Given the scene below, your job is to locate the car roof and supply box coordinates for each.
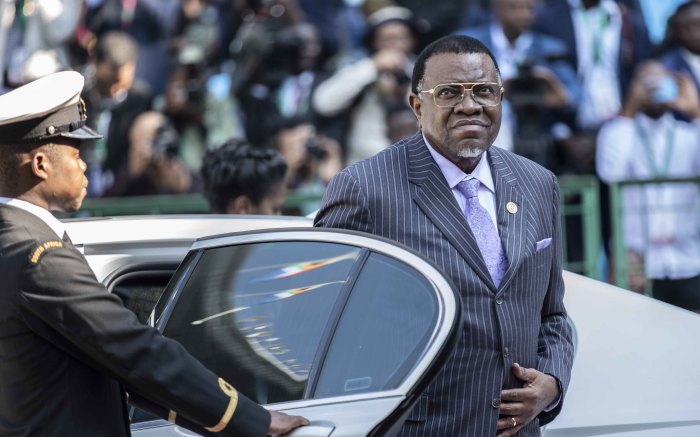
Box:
[62,214,313,246]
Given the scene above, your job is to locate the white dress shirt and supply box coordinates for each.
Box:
[569,0,623,129]
[423,136,499,233]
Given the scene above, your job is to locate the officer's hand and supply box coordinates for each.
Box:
[268,411,310,436]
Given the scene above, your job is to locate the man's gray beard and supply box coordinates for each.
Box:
[457,148,484,158]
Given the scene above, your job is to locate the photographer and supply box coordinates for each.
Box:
[596,60,700,311]
[270,117,342,215]
[233,9,326,147]
[455,0,579,168]
[312,6,417,164]
[104,111,202,197]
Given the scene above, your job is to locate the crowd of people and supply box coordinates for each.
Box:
[1,0,699,308]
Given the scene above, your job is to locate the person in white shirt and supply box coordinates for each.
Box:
[596,60,700,313]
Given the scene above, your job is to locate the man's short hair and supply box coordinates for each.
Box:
[201,139,288,213]
[411,35,502,94]
[94,32,138,68]
[0,142,57,191]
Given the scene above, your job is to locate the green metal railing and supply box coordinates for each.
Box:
[57,190,325,218]
[608,177,700,291]
[58,176,604,279]
[558,175,601,279]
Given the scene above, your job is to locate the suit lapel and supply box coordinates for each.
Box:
[490,148,535,291]
[407,135,497,292]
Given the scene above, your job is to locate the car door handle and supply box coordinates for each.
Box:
[285,421,335,437]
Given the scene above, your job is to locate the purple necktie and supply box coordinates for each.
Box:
[457,179,507,287]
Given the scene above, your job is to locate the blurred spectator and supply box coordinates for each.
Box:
[159,62,208,170]
[105,111,202,197]
[658,1,700,98]
[232,8,327,146]
[83,31,152,196]
[385,103,418,144]
[596,61,700,312]
[296,0,342,62]
[335,0,369,56]
[0,0,82,91]
[534,0,651,132]
[85,0,181,95]
[312,5,416,164]
[201,138,288,215]
[394,0,471,52]
[535,0,652,264]
[172,0,222,69]
[455,0,580,169]
[270,117,343,215]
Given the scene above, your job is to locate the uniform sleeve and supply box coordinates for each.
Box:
[536,173,575,425]
[314,168,375,233]
[18,242,270,437]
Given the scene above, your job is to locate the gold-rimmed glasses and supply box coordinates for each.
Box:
[420,83,503,108]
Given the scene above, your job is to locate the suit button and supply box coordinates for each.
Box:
[504,347,510,357]
[491,398,501,408]
[496,298,504,305]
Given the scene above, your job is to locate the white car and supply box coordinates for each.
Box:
[65,215,700,437]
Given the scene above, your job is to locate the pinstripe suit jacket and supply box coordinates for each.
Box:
[314,133,574,437]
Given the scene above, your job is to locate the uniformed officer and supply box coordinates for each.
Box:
[0,71,309,436]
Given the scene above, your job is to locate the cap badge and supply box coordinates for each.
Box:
[78,98,87,121]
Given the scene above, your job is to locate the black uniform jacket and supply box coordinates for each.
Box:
[0,205,270,436]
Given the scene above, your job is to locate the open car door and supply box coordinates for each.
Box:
[132,229,461,437]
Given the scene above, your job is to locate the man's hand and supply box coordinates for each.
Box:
[670,73,700,120]
[268,411,310,436]
[496,363,560,437]
[531,66,570,108]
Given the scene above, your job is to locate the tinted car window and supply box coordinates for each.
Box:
[162,242,361,404]
[314,252,438,398]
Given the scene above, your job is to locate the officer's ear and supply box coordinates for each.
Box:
[30,149,51,181]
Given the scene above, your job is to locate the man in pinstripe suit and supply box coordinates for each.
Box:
[314,35,574,436]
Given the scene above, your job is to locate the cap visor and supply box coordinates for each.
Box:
[58,125,103,141]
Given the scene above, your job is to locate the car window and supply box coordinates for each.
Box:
[314,252,438,398]
[161,241,362,404]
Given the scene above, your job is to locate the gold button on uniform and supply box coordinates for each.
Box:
[506,202,518,214]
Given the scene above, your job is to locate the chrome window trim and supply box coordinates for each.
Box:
[186,229,459,397]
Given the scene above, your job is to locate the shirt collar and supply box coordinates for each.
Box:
[637,111,674,131]
[490,22,534,55]
[422,133,496,193]
[570,0,618,14]
[0,197,66,239]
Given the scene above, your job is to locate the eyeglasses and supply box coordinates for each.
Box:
[420,83,503,108]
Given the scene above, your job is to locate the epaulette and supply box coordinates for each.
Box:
[29,240,63,264]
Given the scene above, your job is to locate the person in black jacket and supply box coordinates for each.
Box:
[0,71,308,436]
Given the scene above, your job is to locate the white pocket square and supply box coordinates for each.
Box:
[536,238,552,252]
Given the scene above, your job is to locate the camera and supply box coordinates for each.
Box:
[650,76,678,103]
[305,137,328,159]
[152,122,181,159]
[506,61,550,107]
[392,69,411,85]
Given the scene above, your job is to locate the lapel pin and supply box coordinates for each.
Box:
[506,202,518,214]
